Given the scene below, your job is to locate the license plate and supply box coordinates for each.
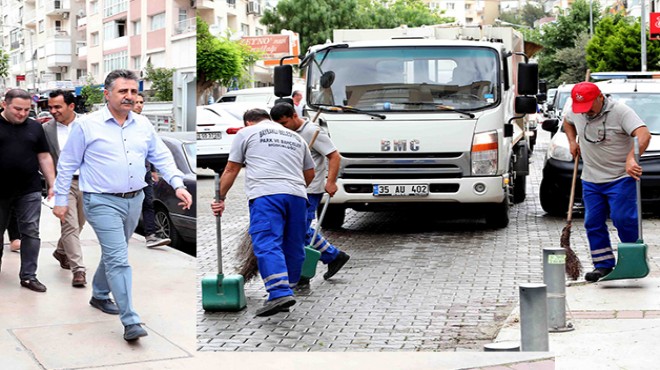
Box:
[373,184,429,197]
[197,132,222,140]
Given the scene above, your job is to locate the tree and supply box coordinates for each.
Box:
[0,50,8,79]
[144,62,175,101]
[80,75,104,111]
[260,0,453,54]
[556,32,590,84]
[586,15,660,72]
[196,17,262,102]
[520,3,548,28]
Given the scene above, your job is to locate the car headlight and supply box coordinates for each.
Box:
[471,131,498,176]
[549,142,573,162]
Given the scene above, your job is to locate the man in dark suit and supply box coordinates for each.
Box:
[43,89,87,287]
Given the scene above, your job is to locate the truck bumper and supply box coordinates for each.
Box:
[331,177,507,205]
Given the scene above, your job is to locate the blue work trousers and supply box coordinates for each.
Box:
[306,193,340,264]
[248,194,307,301]
[582,177,638,269]
[83,192,144,326]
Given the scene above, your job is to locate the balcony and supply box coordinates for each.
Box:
[104,35,128,51]
[173,18,196,36]
[77,15,87,29]
[77,45,87,58]
[193,0,215,9]
[45,38,72,67]
[45,0,71,16]
[45,29,70,39]
[24,9,37,26]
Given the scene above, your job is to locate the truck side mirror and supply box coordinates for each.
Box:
[536,93,547,104]
[274,65,293,97]
[542,118,560,134]
[515,96,537,114]
[517,63,539,95]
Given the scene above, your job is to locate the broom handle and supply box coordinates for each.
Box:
[214,173,223,276]
[312,193,331,243]
[567,154,579,223]
[635,137,643,241]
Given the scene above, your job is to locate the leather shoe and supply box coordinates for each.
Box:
[585,267,613,282]
[124,324,148,341]
[324,251,350,280]
[52,251,70,270]
[21,279,47,292]
[256,296,295,317]
[89,297,119,315]
[72,271,86,287]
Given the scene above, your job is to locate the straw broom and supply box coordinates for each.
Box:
[560,155,583,280]
[235,111,324,282]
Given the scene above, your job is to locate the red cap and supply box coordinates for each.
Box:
[571,82,601,113]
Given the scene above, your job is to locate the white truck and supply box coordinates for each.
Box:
[275,25,541,228]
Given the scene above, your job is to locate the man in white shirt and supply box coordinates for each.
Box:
[292,90,305,117]
[43,90,87,287]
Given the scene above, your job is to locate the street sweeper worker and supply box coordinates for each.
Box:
[270,103,350,288]
[563,82,651,282]
[211,108,315,316]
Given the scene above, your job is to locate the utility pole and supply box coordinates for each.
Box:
[642,0,648,72]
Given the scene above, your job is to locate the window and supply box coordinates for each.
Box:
[241,23,249,36]
[55,20,62,31]
[38,20,45,33]
[150,13,165,31]
[132,56,141,70]
[77,69,87,79]
[447,3,454,10]
[90,0,99,14]
[178,8,188,23]
[91,63,99,76]
[132,20,141,36]
[255,28,264,36]
[465,4,471,9]
[103,50,128,72]
[104,20,126,41]
[91,32,99,46]
[104,0,127,18]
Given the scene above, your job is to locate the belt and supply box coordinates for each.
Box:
[104,190,143,199]
[72,175,79,180]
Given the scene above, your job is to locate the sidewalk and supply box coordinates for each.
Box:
[493,274,660,369]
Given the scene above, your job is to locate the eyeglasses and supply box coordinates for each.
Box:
[583,115,607,144]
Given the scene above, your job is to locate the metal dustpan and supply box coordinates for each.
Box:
[300,194,331,279]
[601,138,650,281]
[202,174,247,311]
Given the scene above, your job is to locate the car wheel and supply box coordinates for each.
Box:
[540,179,568,216]
[485,199,510,229]
[319,205,345,229]
[154,207,180,248]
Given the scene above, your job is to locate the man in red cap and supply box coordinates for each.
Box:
[563,82,651,282]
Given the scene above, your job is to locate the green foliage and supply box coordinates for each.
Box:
[144,63,175,101]
[260,0,453,53]
[586,15,660,72]
[536,0,601,86]
[196,17,262,99]
[0,50,8,79]
[520,3,547,28]
[80,75,104,109]
[556,32,590,84]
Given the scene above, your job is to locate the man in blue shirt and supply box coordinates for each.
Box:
[53,69,193,341]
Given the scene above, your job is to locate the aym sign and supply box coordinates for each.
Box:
[651,13,660,40]
[241,34,300,66]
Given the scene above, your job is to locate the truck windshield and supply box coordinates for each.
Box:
[308,46,499,112]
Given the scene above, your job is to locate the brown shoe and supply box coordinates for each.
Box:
[72,271,86,287]
[52,251,70,270]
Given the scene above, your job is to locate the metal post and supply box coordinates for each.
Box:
[29,29,36,92]
[642,0,648,72]
[519,283,549,351]
[543,248,574,332]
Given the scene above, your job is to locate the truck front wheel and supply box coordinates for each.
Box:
[319,205,346,230]
[485,199,510,229]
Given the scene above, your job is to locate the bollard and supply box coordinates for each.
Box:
[543,248,574,332]
[519,283,549,351]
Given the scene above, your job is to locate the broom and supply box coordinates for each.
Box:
[560,155,583,280]
[235,118,323,282]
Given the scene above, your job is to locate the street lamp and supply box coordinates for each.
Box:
[0,25,37,92]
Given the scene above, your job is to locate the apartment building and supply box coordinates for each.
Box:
[425,0,500,26]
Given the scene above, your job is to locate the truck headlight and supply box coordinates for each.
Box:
[549,142,573,162]
[471,131,498,176]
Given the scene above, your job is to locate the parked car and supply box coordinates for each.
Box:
[37,112,52,124]
[544,83,575,122]
[216,85,305,107]
[540,76,660,216]
[196,105,244,173]
[151,132,197,256]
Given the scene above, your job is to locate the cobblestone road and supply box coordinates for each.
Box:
[196,129,660,352]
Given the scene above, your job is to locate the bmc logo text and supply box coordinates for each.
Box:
[381,139,420,152]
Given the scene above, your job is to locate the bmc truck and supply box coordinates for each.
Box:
[275,25,541,229]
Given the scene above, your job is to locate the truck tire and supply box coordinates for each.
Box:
[485,199,509,229]
[512,174,527,204]
[319,205,345,229]
[540,179,568,217]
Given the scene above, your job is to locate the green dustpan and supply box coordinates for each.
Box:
[300,194,331,279]
[202,174,247,311]
[601,138,650,281]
